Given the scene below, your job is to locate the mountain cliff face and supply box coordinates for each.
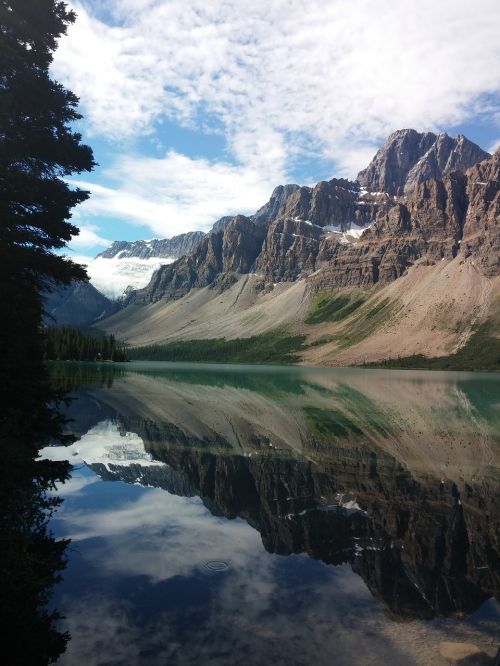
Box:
[254,218,325,283]
[127,216,268,304]
[125,145,497,306]
[210,215,234,233]
[252,181,393,283]
[461,148,500,276]
[251,184,301,225]
[43,280,116,326]
[126,179,392,304]
[315,150,499,290]
[357,129,489,195]
[97,131,499,366]
[278,178,389,228]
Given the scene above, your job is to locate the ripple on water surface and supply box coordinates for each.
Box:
[203,559,230,573]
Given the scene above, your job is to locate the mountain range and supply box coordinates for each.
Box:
[47,130,500,366]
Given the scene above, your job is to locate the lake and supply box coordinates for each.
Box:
[39,362,500,665]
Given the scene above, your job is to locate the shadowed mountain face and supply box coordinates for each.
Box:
[48,363,500,622]
[43,280,116,326]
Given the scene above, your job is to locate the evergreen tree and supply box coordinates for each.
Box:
[0,0,94,286]
[0,4,96,660]
[44,326,129,361]
[0,0,95,402]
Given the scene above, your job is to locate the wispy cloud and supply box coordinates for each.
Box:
[68,221,111,249]
[70,149,284,237]
[55,1,500,165]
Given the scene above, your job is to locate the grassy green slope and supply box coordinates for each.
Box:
[128,330,307,365]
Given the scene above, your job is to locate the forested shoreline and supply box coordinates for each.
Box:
[44,326,128,362]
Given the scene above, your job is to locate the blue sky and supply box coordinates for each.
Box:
[51,0,500,260]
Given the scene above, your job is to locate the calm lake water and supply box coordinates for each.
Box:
[40,362,500,665]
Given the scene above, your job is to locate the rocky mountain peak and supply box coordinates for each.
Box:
[252,183,301,225]
[357,129,489,196]
[357,129,437,195]
[404,132,490,195]
[314,149,498,291]
[278,177,389,231]
[210,215,235,233]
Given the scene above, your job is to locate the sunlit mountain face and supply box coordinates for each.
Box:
[40,363,500,665]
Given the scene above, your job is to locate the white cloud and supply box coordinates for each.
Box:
[53,5,164,138]
[53,0,500,180]
[68,222,111,249]
[50,1,500,239]
[69,149,285,237]
[55,481,381,666]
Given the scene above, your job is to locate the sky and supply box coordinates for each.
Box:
[51,0,500,260]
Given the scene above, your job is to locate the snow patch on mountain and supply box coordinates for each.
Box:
[323,221,373,243]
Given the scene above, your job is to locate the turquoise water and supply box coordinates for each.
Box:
[40,363,500,665]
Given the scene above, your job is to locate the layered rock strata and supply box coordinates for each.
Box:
[127,181,389,304]
[121,135,497,308]
[315,151,499,290]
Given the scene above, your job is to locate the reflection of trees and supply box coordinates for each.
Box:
[0,449,71,664]
[49,361,126,393]
[1,356,73,664]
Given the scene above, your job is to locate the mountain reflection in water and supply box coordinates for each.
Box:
[41,362,500,665]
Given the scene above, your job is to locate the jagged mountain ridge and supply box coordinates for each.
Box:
[124,179,394,305]
[96,231,206,260]
[76,129,490,306]
[357,129,490,195]
[315,149,499,290]
[125,143,497,306]
[84,229,208,300]
[99,138,499,365]
[251,184,301,225]
[77,129,498,365]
